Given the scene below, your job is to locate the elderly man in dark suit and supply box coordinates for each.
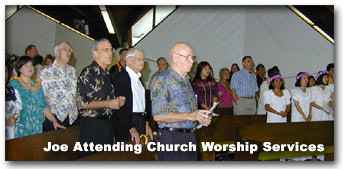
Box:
[112,48,153,144]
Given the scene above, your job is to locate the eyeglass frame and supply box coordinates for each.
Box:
[128,56,146,61]
[175,53,197,61]
[58,47,73,52]
[95,47,116,53]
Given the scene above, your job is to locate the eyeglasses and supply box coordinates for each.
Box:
[176,53,196,61]
[96,48,115,53]
[129,56,145,61]
[59,47,73,52]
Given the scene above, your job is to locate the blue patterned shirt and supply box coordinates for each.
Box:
[8,79,47,138]
[151,68,198,129]
[230,69,259,97]
[39,60,78,124]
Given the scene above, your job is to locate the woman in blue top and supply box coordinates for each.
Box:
[8,56,65,138]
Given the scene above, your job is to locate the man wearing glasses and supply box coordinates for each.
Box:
[112,48,153,145]
[151,42,212,161]
[40,41,78,131]
[77,38,126,157]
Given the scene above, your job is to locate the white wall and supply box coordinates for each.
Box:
[6,7,56,58]
[54,25,94,74]
[244,6,334,89]
[135,6,334,89]
[6,6,94,75]
[136,6,246,88]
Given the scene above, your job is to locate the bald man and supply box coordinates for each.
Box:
[151,42,212,161]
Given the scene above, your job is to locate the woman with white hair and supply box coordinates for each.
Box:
[217,67,233,108]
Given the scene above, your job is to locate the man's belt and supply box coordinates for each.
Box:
[239,96,255,99]
[160,127,194,133]
[132,112,147,116]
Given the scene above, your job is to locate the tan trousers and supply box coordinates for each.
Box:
[233,98,256,115]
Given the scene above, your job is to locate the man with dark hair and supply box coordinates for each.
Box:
[230,56,259,115]
[110,48,128,81]
[25,44,38,58]
[326,63,334,84]
[255,64,266,89]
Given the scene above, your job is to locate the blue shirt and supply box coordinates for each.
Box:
[230,69,259,97]
[151,68,198,129]
[8,79,47,138]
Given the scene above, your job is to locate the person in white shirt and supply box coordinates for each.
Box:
[112,48,153,143]
[264,74,291,123]
[310,70,333,161]
[291,72,312,122]
[289,72,315,161]
[257,66,280,115]
[311,71,334,121]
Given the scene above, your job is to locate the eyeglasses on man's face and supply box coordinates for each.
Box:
[59,47,73,52]
[96,47,116,53]
[128,56,145,61]
[176,53,196,61]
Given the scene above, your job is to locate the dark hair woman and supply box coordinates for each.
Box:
[310,71,334,121]
[291,72,312,122]
[228,63,240,84]
[257,66,280,115]
[192,61,219,110]
[8,56,65,138]
[264,74,291,123]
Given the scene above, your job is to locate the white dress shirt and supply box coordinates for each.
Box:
[126,66,145,113]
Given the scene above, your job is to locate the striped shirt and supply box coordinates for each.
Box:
[230,69,259,97]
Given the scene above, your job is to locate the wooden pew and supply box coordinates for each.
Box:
[237,121,334,161]
[76,110,267,161]
[6,126,80,161]
[196,114,266,142]
[195,113,266,161]
[77,143,157,161]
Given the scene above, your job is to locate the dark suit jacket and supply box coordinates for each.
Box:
[112,68,148,142]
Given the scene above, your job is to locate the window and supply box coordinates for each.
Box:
[155,6,176,26]
[132,8,153,46]
[131,6,176,46]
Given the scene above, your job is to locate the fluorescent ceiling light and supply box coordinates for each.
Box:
[288,5,334,44]
[100,6,115,34]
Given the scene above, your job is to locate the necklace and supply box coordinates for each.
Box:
[201,80,212,107]
[9,76,41,91]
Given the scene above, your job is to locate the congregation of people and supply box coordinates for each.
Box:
[5,40,334,160]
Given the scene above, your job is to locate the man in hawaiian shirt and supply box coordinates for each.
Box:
[40,41,79,131]
[151,42,212,161]
[77,38,125,157]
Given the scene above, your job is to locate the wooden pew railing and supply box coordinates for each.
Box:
[5,107,334,161]
[6,125,80,161]
[195,112,266,161]
[237,121,334,161]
